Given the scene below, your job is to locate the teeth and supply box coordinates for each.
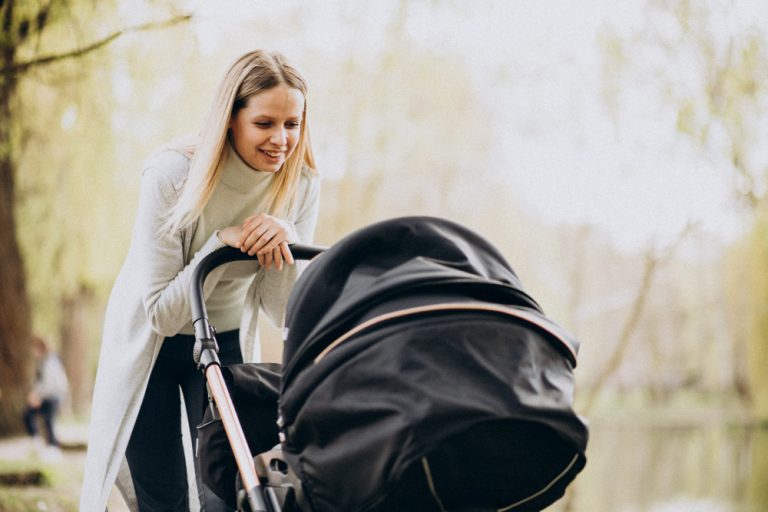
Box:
[262,150,281,158]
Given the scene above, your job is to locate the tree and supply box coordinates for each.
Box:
[600,1,768,207]
[727,210,768,419]
[0,0,33,439]
[580,226,693,413]
[0,0,190,435]
[599,0,768,418]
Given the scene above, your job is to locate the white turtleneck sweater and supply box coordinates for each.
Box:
[179,146,277,334]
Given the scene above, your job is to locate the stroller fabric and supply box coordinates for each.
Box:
[276,216,589,512]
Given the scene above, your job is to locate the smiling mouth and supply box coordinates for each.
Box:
[260,149,283,159]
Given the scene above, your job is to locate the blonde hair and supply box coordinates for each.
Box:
[163,50,315,236]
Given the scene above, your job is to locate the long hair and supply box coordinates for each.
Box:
[162,50,315,236]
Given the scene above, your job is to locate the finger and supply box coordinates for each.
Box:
[241,224,272,251]
[272,246,284,271]
[257,252,265,268]
[245,227,274,255]
[250,228,278,255]
[280,242,294,266]
[263,247,274,270]
[256,233,286,257]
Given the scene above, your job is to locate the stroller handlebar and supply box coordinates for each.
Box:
[189,243,324,510]
[190,244,326,340]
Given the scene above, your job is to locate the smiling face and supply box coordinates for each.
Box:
[229,84,305,173]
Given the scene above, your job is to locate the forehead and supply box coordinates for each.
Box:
[242,84,304,117]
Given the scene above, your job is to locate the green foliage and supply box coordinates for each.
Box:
[600,0,768,207]
[0,458,83,512]
[725,209,768,419]
[744,213,768,418]
[15,36,121,341]
[600,0,768,418]
[13,1,196,349]
[749,427,768,507]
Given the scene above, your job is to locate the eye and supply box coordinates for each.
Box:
[253,121,271,128]
[286,121,301,129]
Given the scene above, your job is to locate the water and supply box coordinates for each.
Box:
[548,422,768,512]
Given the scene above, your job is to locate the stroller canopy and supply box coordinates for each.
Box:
[282,216,577,381]
[279,216,588,512]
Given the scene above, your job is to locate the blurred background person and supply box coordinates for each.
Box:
[23,335,69,459]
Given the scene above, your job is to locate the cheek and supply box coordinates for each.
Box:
[236,129,267,151]
[230,124,248,147]
[287,132,300,151]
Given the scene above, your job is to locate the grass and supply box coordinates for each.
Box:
[0,440,85,512]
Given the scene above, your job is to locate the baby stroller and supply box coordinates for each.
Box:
[191,216,589,512]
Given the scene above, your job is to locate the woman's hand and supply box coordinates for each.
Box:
[239,213,295,270]
[217,226,243,249]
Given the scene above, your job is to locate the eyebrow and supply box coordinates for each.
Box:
[249,114,303,122]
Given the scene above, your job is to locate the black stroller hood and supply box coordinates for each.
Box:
[278,217,588,512]
[282,216,577,385]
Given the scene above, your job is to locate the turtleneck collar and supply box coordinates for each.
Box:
[220,142,274,190]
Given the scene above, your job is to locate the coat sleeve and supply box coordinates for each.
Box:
[134,165,228,337]
[252,171,321,328]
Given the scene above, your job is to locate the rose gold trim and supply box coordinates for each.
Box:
[496,453,580,511]
[206,365,260,491]
[313,302,576,364]
[421,456,448,512]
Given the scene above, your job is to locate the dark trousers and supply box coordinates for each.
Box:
[23,398,60,446]
[126,330,242,512]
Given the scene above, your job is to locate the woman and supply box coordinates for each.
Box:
[80,50,320,512]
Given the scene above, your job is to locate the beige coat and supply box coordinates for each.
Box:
[79,149,320,511]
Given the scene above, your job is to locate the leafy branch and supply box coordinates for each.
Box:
[1,13,192,76]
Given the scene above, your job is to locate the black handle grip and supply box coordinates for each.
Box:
[190,244,326,339]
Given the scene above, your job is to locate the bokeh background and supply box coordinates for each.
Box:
[1,0,767,510]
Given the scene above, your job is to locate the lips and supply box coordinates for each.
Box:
[260,148,284,160]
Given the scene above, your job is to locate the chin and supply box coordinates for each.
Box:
[263,163,283,173]
[251,159,281,173]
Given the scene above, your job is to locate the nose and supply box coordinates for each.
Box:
[269,127,287,147]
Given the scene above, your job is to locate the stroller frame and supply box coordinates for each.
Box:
[190,245,325,512]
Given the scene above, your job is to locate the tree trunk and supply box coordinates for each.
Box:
[59,285,94,416]
[0,135,32,436]
[0,1,32,435]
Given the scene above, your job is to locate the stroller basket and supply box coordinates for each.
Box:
[192,216,588,512]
